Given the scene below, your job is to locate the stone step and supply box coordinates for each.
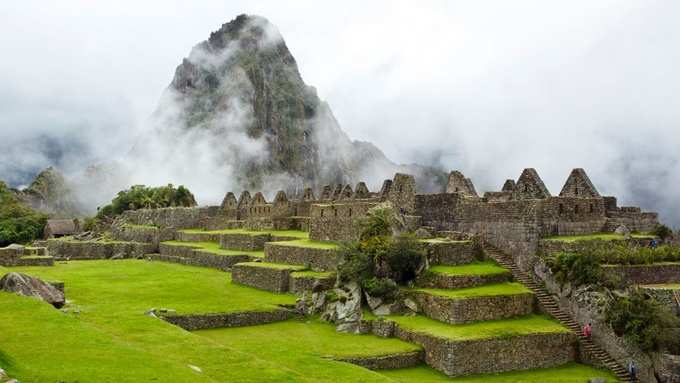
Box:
[158,242,258,271]
[289,270,336,295]
[264,240,339,271]
[410,283,535,324]
[232,262,306,293]
[416,262,512,289]
[370,314,576,377]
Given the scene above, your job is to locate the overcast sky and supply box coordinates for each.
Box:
[0,1,678,225]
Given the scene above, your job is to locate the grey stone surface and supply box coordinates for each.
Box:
[0,272,65,308]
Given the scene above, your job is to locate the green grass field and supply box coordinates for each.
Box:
[0,261,618,382]
[270,238,339,250]
[386,314,570,341]
[380,363,618,382]
[162,240,265,258]
[414,282,531,299]
[180,228,310,239]
[428,261,509,276]
[543,233,654,242]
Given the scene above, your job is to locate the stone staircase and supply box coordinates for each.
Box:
[484,246,636,383]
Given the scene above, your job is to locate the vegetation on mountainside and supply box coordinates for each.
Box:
[0,181,48,246]
[338,205,426,300]
[652,223,674,242]
[605,287,680,352]
[96,184,196,220]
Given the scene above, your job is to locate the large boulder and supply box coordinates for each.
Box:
[0,272,65,308]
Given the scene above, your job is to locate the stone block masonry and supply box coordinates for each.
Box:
[412,291,535,324]
[46,240,155,260]
[219,233,271,251]
[159,309,297,331]
[157,244,252,271]
[423,240,480,265]
[333,350,424,370]
[264,243,339,271]
[232,262,305,293]
[390,323,576,376]
[416,270,511,290]
[602,263,680,286]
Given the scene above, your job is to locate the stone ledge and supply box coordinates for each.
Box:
[422,240,479,265]
[264,243,339,271]
[412,291,535,324]
[602,263,680,286]
[332,350,424,370]
[417,270,511,289]
[384,320,576,376]
[289,272,336,294]
[159,308,296,331]
[232,262,304,293]
[46,240,155,260]
[219,233,271,251]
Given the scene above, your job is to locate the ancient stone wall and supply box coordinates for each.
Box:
[602,263,680,286]
[231,263,298,292]
[121,206,226,229]
[111,224,176,248]
[387,173,417,214]
[334,350,424,370]
[288,273,336,294]
[160,309,296,331]
[308,201,377,241]
[219,233,270,251]
[264,243,340,271]
[412,292,535,324]
[424,241,479,265]
[46,240,154,260]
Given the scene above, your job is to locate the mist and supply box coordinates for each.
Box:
[0,1,678,226]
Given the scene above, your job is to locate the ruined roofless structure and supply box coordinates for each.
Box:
[202,168,659,246]
[120,169,658,254]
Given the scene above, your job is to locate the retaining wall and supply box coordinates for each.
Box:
[46,240,154,260]
[334,350,423,370]
[412,292,534,324]
[160,309,296,330]
[264,244,339,271]
[602,263,680,286]
[231,263,298,293]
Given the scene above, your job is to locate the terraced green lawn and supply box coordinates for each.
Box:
[414,282,531,299]
[0,260,418,382]
[543,232,654,242]
[387,314,570,341]
[642,283,680,289]
[380,363,618,382]
[180,228,310,239]
[429,261,509,276]
[162,240,264,258]
[271,238,339,250]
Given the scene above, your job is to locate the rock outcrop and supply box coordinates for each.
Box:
[13,167,82,218]
[0,272,65,308]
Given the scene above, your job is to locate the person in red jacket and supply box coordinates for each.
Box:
[582,322,592,338]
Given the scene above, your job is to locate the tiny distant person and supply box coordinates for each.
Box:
[650,238,658,249]
[582,323,592,338]
[628,360,637,380]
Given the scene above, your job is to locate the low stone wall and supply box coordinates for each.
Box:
[334,350,424,370]
[397,326,575,376]
[16,256,54,267]
[288,273,336,294]
[157,244,251,271]
[111,224,175,249]
[602,263,680,286]
[642,286,680,316]
[175,231,221,243]
[424,241,479,266]
[264,244,339,271]
[160,309,296,330]
[417,270,511,289]
[232,263,297,293]
[219,233,270,251]
[538,238,655,256]
[412,292,534,324]
[0,246,24,266]
[46,240,155,260]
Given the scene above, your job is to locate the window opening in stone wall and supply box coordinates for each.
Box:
[348,208,352,217]
[334,209,338,217]
[559,204,564,214]
[590,204,594,213]
[399,185,403,192]
[574,205,580,214]
[575,186,579,196]
[320,209,324,217]
[524,184,529,192]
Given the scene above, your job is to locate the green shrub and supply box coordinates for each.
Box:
[652,224,673,242]
[337,242,374,283]
[546,251,603,287]
[96,184,196,219]
[605,288,680,352]
[362,277,399,301]
[0,182,48,246]
[359,204,395,240]
[383,234,426,283]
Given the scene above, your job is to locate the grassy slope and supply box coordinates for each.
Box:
[180,228,310,239]
[429,261,509,276]
[197,318,422,381]
[415,282,531,299]
[0,261,418,383]
[380,363,618,382]
[162,240,265,257]
[543,233,654,242]
[387,315,569,341]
